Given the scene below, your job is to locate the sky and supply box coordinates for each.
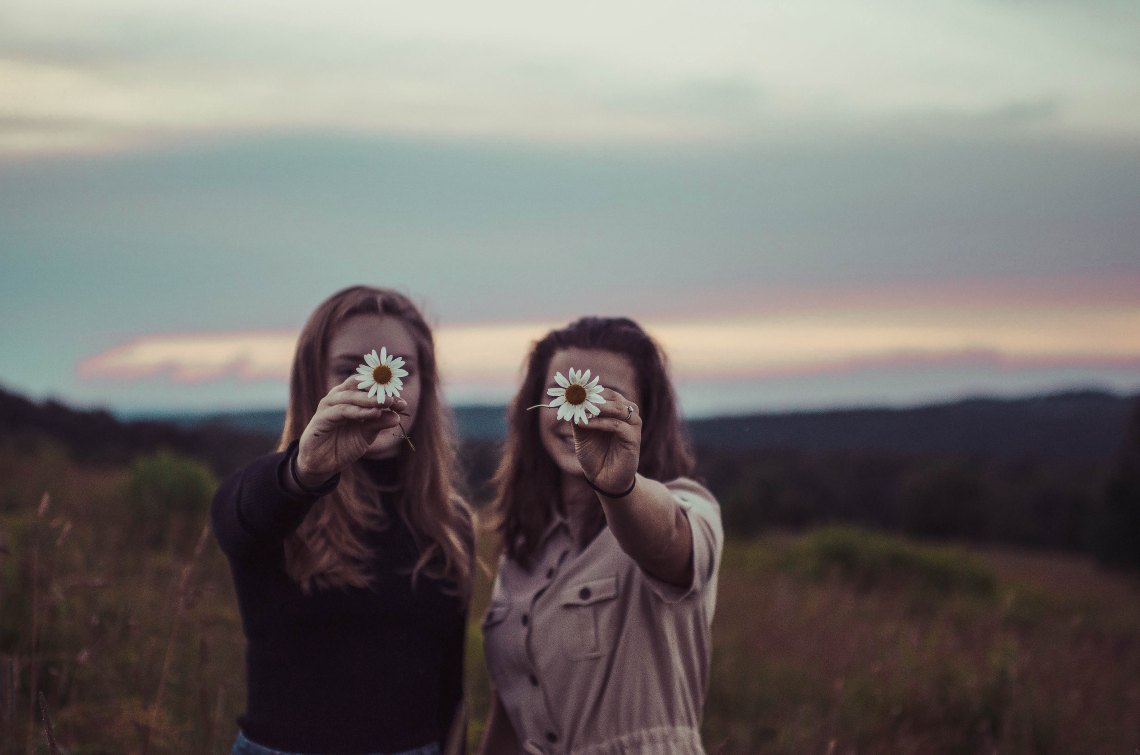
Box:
[1,0,1139,416]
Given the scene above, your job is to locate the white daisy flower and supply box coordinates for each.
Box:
[546,368,607,425]
[355,347,409,401]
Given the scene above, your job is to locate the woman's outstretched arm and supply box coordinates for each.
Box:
[595,475,694,587]
[570,388,695,587]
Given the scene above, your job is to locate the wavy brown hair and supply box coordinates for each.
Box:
[278,286,473,597]
[491,316,695,567]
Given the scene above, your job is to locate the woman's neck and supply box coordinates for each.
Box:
[560,473,599,545]
[358,454,402,492]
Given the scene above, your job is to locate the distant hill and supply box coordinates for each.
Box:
[126,405,510,442]
[6,384,1137,551]
[688,390,1139,461]
[120,389,1138,461]
[0,385,276,476]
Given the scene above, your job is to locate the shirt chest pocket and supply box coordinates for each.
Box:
[481,599,514,688]
[481,600,512,636]
[557,575,620,661]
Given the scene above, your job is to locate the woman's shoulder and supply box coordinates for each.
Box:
[663,476,718,506]
[661,476,722,533]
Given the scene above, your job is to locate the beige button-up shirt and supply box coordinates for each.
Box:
[482,478,723,755]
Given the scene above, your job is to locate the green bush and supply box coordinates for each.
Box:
[785,526,997,602]
[124,451,216,551]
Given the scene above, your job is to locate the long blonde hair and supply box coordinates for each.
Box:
[279,286,473,597]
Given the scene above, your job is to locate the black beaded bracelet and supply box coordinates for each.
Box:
[289,450,339,496]
[584,473,638,499]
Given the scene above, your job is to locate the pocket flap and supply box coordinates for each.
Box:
[482,601,511,627]
[560,575,618,606]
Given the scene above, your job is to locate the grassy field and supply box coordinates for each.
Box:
[2,443,1139,753]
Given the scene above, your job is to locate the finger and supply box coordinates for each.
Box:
[319,376,366,408]
[572,416,638,437]
[326,387,405,411]
[591,392,640,423]
[326,403,402,428]
[595,388,636,411]
[333,375,366,394]
[596,387,627,404]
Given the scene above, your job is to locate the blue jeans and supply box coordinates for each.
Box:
[231,730,442,755]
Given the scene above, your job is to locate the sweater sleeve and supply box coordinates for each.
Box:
[210,440,339,561]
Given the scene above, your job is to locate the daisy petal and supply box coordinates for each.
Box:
[586,375,600,389]
[555,372,569,388]
[585,402,601,415]
[365,351,379,367]
[581,369,591,384]
[368,384,378,397]
[549,396,567,407]
[547,387,566,397]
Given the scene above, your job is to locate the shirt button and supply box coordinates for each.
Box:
[545,732,559,743]
[521,613,529,626]
[529,674,539,687]
[579,587,591,600]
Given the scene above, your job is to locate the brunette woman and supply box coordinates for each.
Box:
[480,317,723,755]
[212,286,473,755]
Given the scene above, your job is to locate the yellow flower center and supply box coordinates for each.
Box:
[565,384,587,405]
[373,365,393,384]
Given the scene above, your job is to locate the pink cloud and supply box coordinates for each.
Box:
[77,330,297,383]
[696,348,1140,382]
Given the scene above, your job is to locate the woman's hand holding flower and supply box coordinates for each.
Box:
[572,387,642,497]
[295,376,407,486]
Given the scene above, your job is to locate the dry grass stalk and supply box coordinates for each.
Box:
[37,690,60,755]
[26,492,49,755]
[1,654,14,733]
[140,520,212,755]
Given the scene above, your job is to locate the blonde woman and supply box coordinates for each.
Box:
[212,286,473,755]
[480,317,723,755]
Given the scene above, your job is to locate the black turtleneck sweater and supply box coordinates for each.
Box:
[210,441,467,754]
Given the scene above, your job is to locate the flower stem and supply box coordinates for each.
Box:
[397,420,415,451]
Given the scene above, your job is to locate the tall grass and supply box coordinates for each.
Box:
[2,443,1139,753]
[707,530,1140,753]
[0,442,239,754]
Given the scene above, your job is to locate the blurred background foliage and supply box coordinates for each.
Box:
[1,388,1138,753]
